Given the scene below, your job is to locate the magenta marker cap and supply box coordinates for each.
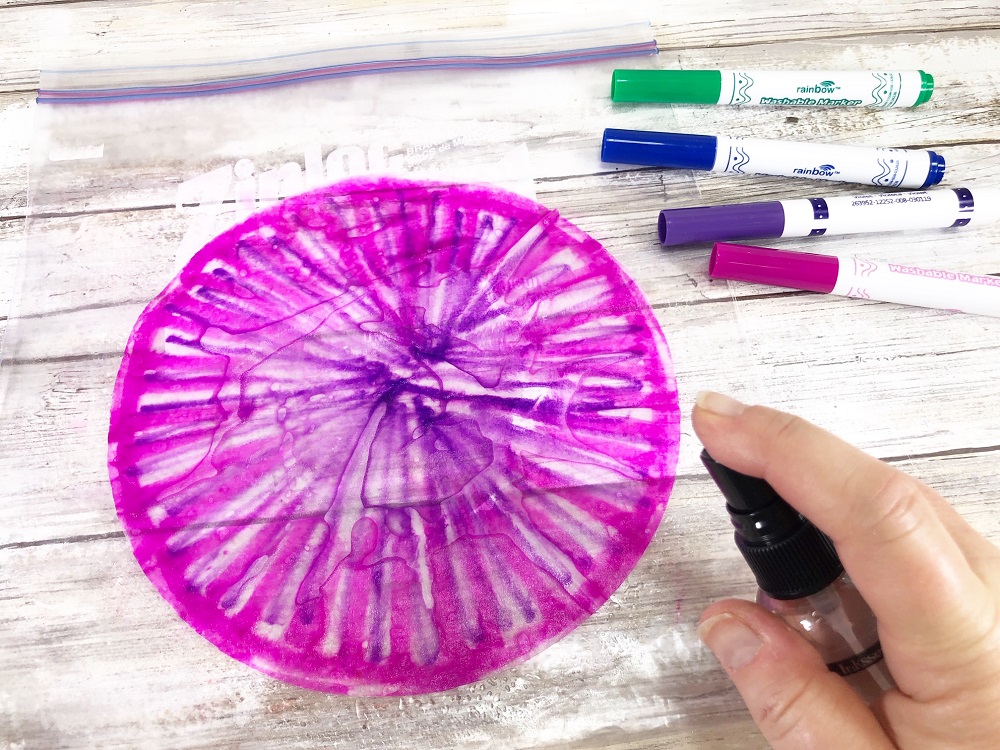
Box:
[709,242,839,293]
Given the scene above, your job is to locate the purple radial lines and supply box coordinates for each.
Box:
[108,177,680,695]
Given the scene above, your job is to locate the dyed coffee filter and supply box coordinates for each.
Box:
[108,177,680,695]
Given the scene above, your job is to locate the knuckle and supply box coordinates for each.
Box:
[763,412,808,465]
[866,471,928,546]
[940,597,1000,667]
[751,672,826,744]
[769,411,806,447]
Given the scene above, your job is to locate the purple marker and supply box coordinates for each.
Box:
[710,242,1000,317]
[659,186,1000,246]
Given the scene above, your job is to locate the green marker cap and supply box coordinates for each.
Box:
[611,69,722,104]
[915,70,934,106]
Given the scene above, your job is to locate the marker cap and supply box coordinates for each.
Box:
[921,151,946,188]
[611,69,722,103]
[659,201,785,246]
[601,128,717,169]
[709,242,839,294]
[915,71,934,106]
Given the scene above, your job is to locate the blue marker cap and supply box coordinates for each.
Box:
[601,128,717,169]
[921,151,946,188]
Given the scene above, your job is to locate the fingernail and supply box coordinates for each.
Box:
[697,614,762,671]
[695,390,747,418]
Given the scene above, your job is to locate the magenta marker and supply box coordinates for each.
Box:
[710,242,1000,317]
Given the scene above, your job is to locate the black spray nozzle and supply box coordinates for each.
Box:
[701,449,804,543]
[701,448,844,600]
[700,448,781,513]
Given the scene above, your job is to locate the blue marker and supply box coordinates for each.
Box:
[601,129,945,189]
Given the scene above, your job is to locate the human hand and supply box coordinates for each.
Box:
[692,391,1000,749]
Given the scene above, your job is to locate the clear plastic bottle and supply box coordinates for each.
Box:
[758,575,895,703]
[701,449,896,703]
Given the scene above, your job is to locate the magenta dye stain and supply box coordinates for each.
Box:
[108,177,680,695]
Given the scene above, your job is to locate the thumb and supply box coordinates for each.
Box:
[698,599,895,750]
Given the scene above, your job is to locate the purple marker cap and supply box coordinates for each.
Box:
[709,242,839,294]
[658,201,786,246]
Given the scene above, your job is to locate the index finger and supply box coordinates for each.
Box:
[692,391,991,658]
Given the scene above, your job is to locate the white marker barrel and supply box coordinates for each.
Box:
[718,70,931,107]
[712,136,944,189]
[831,257,1000,317]
[779,187,1000,237]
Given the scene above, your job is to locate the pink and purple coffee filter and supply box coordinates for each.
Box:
[108,177,680,695]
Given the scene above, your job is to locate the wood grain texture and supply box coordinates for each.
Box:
[0,92,32,218]
[3,2,1000,749]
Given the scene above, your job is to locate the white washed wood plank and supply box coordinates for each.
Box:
[649,3,1000,49]
[0,217,25,312]
[11,210,185,318]
[674,27,1000,71]
[686,295,1000,454]
[0,92,32,219]
[0,216,25,365]
[0,354,120,547]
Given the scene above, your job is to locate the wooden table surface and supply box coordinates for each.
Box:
[3,2,1000,749]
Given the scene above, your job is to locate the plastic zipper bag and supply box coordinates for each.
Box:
[2,17,753,747]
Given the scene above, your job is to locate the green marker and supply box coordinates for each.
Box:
[611,69,934,108]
